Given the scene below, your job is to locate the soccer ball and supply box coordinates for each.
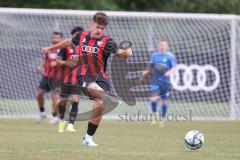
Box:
[184,130,204,150]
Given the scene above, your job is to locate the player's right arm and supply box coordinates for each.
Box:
[41,39,72,54]
[138,53,155,83]
[138,70,150,83]
[164,53,177,77]
[56,48,75,68]
[37,60,45,74]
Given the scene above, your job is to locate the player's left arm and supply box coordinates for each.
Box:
[116,48,132,58]
[164,53,177,77]
[104,38,132,58]
[164,67,176,77]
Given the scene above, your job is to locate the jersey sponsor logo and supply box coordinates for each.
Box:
[82,82,87,88]
[48,53,57,59]
[82,45,99,54]
[70,55,78,61]
[162,58,168,62]
[97,41,103,47]
[170,64,220,92]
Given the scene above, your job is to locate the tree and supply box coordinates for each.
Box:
[1,0,240,14]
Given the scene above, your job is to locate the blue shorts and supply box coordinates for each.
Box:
[150,80,172,100]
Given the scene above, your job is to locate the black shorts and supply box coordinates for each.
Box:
[60,84,80,98]
[38,76,51,92]
[77,75,111,98]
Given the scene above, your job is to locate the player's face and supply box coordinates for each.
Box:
[91,22,105,38]
[51,34,62,44]
[158,41,169,53]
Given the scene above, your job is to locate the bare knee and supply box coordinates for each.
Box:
[87,83,105,98]
[90,99,104,124]
[71,95,79,103]
[59,97,68,106]
[150,95,159,102]
[160,99,168,105]
[36,91,44,99]
[51,93,59,104]
[93,99,104,110]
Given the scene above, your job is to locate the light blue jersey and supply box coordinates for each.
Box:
[150,51,176,83]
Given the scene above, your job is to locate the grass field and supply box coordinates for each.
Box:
[0,99,232,118]
[0,119,240,160]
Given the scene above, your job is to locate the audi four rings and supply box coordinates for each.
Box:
[170,64,220,92]
[82,45,99,53]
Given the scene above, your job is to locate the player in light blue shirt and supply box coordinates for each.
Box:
[139,38,176,124]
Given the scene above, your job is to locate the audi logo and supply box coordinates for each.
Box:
[82,45,99,53]
[170,64,220,92]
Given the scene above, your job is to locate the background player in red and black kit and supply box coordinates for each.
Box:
[42,12,132,147]
[56,26,84,133]
[36,32,63,124]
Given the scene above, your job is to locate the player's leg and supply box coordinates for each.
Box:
[66,95,79,132]
[149,84,160,124]
[159,81,172,127]
[57,96,68,133]
[36,76,49,123]
[82,77,119,147]
[57,84,72,132]
[159,99,169,120]
[36,90,46,123]
[82,83,105,147]
[150,95,160,124]
[48,91,59,124]
[159,81,172,119]
[159,98,168,128]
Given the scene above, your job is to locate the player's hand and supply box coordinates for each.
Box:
[41,47,50,54]
[65,60,75,68]
[36,66,42,74]
[117,48,133,58]
[138,76,145,84]
[71,55,79,62]
[125,48,133,58]
[164,71,171,77]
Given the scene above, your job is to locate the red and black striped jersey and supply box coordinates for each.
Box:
[44,49,58,78]
[54,45,78,84]
[71,31,118,79]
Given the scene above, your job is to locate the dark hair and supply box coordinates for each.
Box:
[93,12,109,26]
[71,26,84,35]
[53,32,63,38]
[160,37,169,43]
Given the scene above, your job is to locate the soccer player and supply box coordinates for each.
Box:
[36,32,63,124]
[56,26,84,133]
[139,38,176,125]
[41,12,132,147]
